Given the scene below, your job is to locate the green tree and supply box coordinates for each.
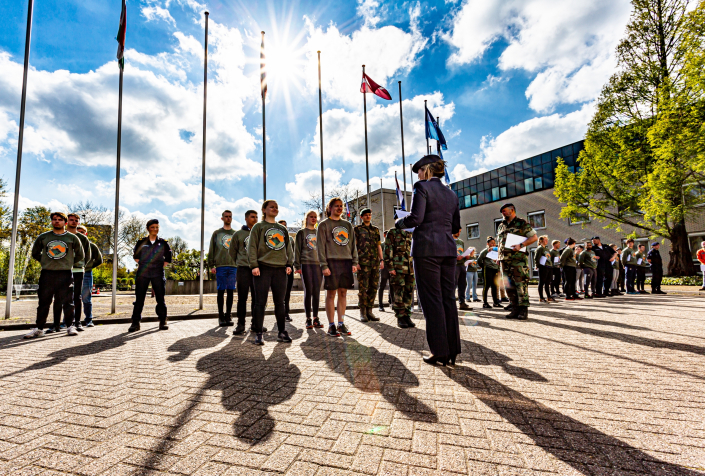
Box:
[554,0,705,276]
[167,249,202,281]
[0,177,10,241]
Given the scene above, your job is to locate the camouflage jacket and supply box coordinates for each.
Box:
[497,216,536,263]
[354,224,381,267]
[383,228,413,274]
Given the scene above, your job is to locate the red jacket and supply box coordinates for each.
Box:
[697,248,705,266]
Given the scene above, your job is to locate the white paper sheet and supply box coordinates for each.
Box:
[637,258,643,265]
[486,250,499,261]
[539,256,547,266]
[464,259,477,267]
[504,233,526,252]
[394,210,415,232]
[460,247,474,258]
[626,254,631,262]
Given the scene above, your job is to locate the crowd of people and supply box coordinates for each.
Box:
[20,154,675,367]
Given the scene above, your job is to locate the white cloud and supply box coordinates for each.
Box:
[284,168,344,203]
[450,163,487,182]
[358,0,383,27]
[141,5,176,25]
[312,92,454,166]
[302,11,427,108]
[473,102,593,167]
[443,0,632,112]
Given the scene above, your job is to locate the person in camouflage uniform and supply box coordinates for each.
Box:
[354,208,383,322]
[496,203,537,320]
[383,227,416,328]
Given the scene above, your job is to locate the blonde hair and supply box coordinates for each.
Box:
[419,159,447,179]
[325,197,343,218]
[539,234,548,244]
[77,225,87,233]
[303,210,318,227]
[261,199,278,221]
[551,240,560,246]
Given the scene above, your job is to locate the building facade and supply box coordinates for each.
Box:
[450,140,705,275]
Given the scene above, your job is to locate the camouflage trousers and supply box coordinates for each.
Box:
[357,265,380,308]
[390,272,415,318]
[501,261,530,307]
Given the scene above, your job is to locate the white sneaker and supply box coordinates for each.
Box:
[23,328,44,339]
[85,321,95,327]
[67,326,78,336]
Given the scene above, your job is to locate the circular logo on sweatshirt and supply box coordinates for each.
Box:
[265,228,287,251]
[221,234,232,249]
[306,234,317,250]
[332,226,349,246]
[46,240,68,260]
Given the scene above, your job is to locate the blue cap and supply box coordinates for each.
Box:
[651,242,659,247]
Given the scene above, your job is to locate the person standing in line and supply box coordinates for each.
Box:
[395,155,461,365]
[79,226,103,327]
[129,219,172,332]
[610,245,622,295]
[560,238,580,301]
[208,210,237,327]
[317,197,359,338]
[278,220,295,323]
[575,244,584,295]
[497,204,538,320]
[294,210,324,329]
[49,213,92,333]
[635,243,649,294]
[465,248,480,303]
[228,210,262,335]
[591,236,609,298]
[384,227,416,329]
[24,212,85,338]
[621,239,638,294]
[453,232,470,310]
[377,231,394,312]
[549,240,563,297]
[534,235,553,303]
[579,241,598,298]
[647,242,666,294]
[248,200,293,345]
[697,241,705,291]
[354,208,383,322]
[478,237,501,309]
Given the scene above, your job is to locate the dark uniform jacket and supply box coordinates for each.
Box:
[592,244,614,269]
[647,249,662,270]
[133,237,172,278]
[394,177,460,258]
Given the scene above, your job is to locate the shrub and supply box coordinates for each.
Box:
[645,276,701,286]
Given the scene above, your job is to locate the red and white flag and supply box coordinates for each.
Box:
[116,0,126,69]
[360,73,392,100]
[260,32,267,99]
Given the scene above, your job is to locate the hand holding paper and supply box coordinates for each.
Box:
[505,233,526,252]
[394,210,415,232]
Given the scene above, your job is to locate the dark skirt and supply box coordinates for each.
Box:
[324,259,354,290]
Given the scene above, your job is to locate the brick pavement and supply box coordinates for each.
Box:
[0,293,703,475]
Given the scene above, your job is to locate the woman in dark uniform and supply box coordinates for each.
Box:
[395,155,461,366]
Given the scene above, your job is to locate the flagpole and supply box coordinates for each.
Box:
[395,171,400,208]
[362,65,370,209]
[380,178,385,231]
[199,11,209,311]
[5,0,34,319]
[111,57,123,315]
[437,116,441,155]
[397,81,407,205]
[318,51,324,211]
[261,31,266,201]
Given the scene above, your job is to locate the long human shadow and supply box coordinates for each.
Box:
[167,326,230,362]
[299,330,438,421]
[373,321,547,383]
[447,364,701,475]
[0,327,160,379]
[194,328,303,443]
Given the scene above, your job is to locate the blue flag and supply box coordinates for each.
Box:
[425,106,447,150]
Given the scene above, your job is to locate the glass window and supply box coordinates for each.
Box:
[507,183,516,197]
[515,169,524,181]
[524,178,534,193]
[507,172,515,183]
[534,177,543,190]
[564,154,575,166]
[477,182,485,192]
[531,155,541,167]
[469,185,477,194]
[470,176,477,185]
[569,210,590,225]
[464,195,472,208]
[689,234,705,264]
[542,162,552,175]
[541,153,551,164]
[494,219,503,235]
[464,179,471,187]
[477,193,486,205]
[471,194,477,206]
[573,142,584,155]
[490,178,499,188]
[500,186,507,199]
[563,146,573,158]
[483,190,492,203]
[498,166,507,176]
[490,169,499,179]
[481,172,490,182]
[568,166,575,173]
[551,149,562,159]
[543,173,554,188]
[467,223,480,240]
[491,187,500,201]
[532,166,542,177]
[527,211,546,229]
[522,159,532,169]
[516,180,525,195]
[498,175,507,186]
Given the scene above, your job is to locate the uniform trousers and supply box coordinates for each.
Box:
[414,256,461,358]
[576,268,584,293]
[132,275,167,323]
[602,267,613,295]
[636,268,646,291]
[37,270,74,330]
[378,268,393,308]
[390,272,415,319]
[454,266,467,305]
[357,265,380,309]
[51,271,84,328]
[651,267,663,292]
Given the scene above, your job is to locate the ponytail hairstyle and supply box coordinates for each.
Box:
[261,199,278,221]
[325,197,343,218]
[566,237,576,246]
[419,159,447,179]
[303,209,319,227]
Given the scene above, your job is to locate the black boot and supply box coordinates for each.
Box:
[128,320,140,332]
[367,308,380,322]
[516,307,528,320]
[218,314,226,327]
[505,307,521,319]
[159,318,169,330]
[233,322,246,335]
[404,315,416,328]
[224,313,234,326]
[397,318,409,328]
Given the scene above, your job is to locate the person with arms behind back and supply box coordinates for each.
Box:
[395,155,461,366]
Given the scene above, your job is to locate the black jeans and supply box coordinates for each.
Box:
[285,271,294,316]
[537,265,551,299]
[378,269,393,307]
[301,263,322,317]
[596,267,606,295]
[626,266,637,292]
[217,290,234,318]
[236,267,256,326]
[455,266,467,304]
[564,266,577,298]
[482,267,499,304]
[132,275,167,323]
[415,256,461,358]
[651,267,663,291]
[51,271,84,328]
[583,268,597,295]
[602,267,613,295]
[36,270,74,330]
[551,268,562,294]
[252,265,287,334]
[636,268,646,291]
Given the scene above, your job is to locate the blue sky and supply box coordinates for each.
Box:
[0,0,634,246]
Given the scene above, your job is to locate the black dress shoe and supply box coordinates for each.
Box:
[423,355,448,366]
[379,305,385,312]
[482,303,491,309]
[128,323,140,332]
[397,319,409,329]
[449,354,457,366]
[404,315,416,328]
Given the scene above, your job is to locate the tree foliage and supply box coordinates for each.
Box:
[554,0,705,276]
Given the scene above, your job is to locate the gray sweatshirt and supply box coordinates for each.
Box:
[316,217,358,271]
